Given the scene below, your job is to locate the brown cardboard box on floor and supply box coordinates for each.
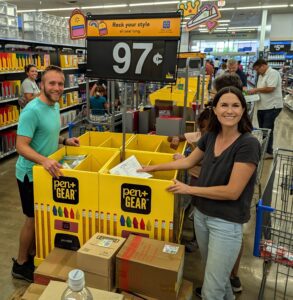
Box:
[39,280,124,300]
[34,247,113,291]
[122,279,193,300]
[21,283,46,300]
[77,233,125,291]
[116,235,185,300]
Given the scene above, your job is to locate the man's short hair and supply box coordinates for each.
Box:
[227,59,237,66]
[213,73,243,91]
[41,65,64,82]
[253,59,267,68]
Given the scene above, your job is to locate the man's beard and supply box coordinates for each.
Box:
[43,87,61,104]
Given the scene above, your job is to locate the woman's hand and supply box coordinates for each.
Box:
[167,179,191,194]
[137,165,156,173]
[173,153,184,160]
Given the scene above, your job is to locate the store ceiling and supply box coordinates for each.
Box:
[9,0,293,31]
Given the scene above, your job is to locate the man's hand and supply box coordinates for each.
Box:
[247,88,258,95]
[41,158,63,178]
[66,137,80,146]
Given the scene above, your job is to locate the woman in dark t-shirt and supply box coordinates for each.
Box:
[139,86,261,300]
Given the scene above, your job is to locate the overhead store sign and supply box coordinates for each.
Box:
[86,13,181,83]
[178,0,221,33]
[270,41,292,52]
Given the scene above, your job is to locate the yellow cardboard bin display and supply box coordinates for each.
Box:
[99,150,180,242]
[33,146,118,266]
[126,134,186,155]
[78,131,134,148]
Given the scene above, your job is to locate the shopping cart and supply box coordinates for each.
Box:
[253,148,293,299]
[68,106,117,138]
[252,128,271,199]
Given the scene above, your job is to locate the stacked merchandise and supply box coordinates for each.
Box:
[60,91,80,109]
[283,66,293,110]
[0,1,18,39]
[0,129,16,156]
[32,234,192,299]
[22,12,85,46]
[60,54,79,69]
[0,52,50,72]
[0,80,21,99]
[0,104,19,126]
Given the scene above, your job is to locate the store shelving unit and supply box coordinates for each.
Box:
[0,38,86,160]
[282,66,293,111]
[247,61,257,87]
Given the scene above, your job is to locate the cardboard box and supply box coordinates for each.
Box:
[39,280,124,300]
[116,235,185,300]
[121,280,193,300]
[21,283,46,300]
[34,247,112,291]
[77,233,125,290]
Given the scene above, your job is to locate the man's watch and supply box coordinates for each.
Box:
[62,138,67,145]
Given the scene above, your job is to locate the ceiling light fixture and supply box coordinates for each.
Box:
[237,4,288,10]
[38,7,79,12]
[218,7,235,11]
[81,4,128,9]
[129,1,177,6]
[17,9,37,12]
[228,26,259,29]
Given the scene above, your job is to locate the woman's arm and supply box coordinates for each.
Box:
[23,92,40,102]
[138,147,204,172]
[167,161,256,200]
[90,83,97,97]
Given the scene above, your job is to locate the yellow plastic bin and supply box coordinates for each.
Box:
[33,146,118,265]
[126,134,186,154]
[78,131,133,149]
[99,150,181,243]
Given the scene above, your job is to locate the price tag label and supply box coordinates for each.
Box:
[86,13,181,82]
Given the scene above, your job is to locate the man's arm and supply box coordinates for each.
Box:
[16,135,63,178]
[248,86,275,94]
[58,136,80,146]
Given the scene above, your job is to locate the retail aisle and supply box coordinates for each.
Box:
[0,108,292,300]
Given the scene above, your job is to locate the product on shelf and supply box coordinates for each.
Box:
[0,104,19,126]
[0,129,16,155]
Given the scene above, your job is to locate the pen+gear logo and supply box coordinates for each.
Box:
[52,176,79,204]
[121,183,151,214]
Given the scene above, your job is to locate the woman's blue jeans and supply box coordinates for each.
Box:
[194,208,243,300]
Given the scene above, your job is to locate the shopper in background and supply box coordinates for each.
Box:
[226,59,247,90]
[89,83,108,115]
[139,86,260,300]
[238,60,244,72]
[12,65,80,282]
[215,62,227,77]
[248,59,283,159]
[19,64,40,108]
[213,58,220,76]
[205,60,214,90]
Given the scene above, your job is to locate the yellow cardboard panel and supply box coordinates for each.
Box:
[99,150,178,242]
[33,146,118,263]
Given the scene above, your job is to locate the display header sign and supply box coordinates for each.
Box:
[87,17,181,38]
[86,12,181,83]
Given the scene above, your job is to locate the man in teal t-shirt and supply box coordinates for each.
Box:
[12,66,79,283]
